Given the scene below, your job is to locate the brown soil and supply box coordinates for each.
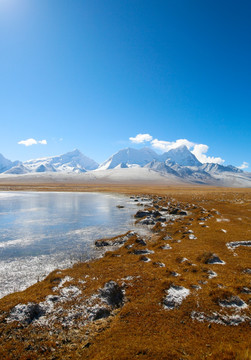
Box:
[0,184,250,360]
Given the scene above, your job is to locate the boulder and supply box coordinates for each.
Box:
[135,210,152,218]
[99,281,124,308]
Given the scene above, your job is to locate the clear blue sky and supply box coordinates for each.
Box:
[0,0,250,169]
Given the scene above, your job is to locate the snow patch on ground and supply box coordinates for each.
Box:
[59,286,82,300]
[191,311,250,326]
[163,285,190,310]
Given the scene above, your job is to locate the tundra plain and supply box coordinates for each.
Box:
[0,183,250,360]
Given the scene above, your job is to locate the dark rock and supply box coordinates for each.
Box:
[135,210,152,218]
[157,216,166,222]
[169,208,187,216]
[169,208,180,215]
[140,256,150,262]
[133,249,153,255]
[206,254,225,264]
[152,210,162,218]
[140,217,155,225]
[9,303,46,325]
[243,268,251,274]
[95,240,111,247]
[99,281,124,308]
[241,287,251,294]
[219,296,246,308]
[89,307,111,321]
[135,238,147,246]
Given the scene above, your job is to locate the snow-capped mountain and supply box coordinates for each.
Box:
[200,163,242,174]
[23,149,98,173]
[0,153,19,173]
[0,146,250,187]
[4,164,29,175]
[98,147,159,170]
[160,145,202,167]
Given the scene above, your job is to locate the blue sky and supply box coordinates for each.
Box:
[0,0,250,169]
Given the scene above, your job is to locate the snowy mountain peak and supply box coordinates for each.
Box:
[23,149,98,173]
[161,145,202,167]
[0,153,19,173]
[98,147,159,170]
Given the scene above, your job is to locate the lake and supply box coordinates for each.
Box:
[0,191,146,298]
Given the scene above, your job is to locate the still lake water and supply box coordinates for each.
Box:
[0,191,145,298]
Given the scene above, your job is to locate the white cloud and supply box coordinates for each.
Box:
[191,144,225,164]
[129,133,226,165]
[18,138,47,146]
[129,133,153,143]
[238,161,249,170]
[38,139,47,145]
[151,138,194,152]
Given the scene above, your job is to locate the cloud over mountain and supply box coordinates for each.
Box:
[129,134,225,165]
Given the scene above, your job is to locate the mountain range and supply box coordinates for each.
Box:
[0,146,250,187]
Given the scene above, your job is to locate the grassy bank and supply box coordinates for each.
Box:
[0,186,250,359]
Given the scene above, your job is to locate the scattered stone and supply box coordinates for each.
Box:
[116,205,124,209]
[241,287,251,294]
[7,303,46,325]
[135,238,147,246]
[169,208,187,216]
[226,241,251,249]
[190,285,201,290]
[95,235,129,247]
[153,262,165,267]
[88,307,110,321]
[219,296,247,309]
[208,270,217,279]
[99,281,124,308]
[133,249,154,255]
[135,210,152,218]
[243,268,251,274]
[161,244,172,250]
[170,272,180,277]
[157,216,166,222]
[206,254,225,265]
[140,217,155,225]
[163,235,172,240]
[95,240,112,247]
[140,256,151,262]
[188,234,197,240]
[191,311,249,326]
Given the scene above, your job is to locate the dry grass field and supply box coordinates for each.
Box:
[0,184,250,359]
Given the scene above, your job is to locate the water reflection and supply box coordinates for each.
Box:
[0,191,143,298]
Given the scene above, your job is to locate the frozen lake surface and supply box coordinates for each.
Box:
[0,191,144,298]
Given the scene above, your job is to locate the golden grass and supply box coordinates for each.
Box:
[0,184,250,359]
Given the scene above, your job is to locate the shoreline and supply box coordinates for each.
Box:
[0,185,250,359]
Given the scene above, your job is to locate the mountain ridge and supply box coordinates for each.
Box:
[0,146,250,187]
